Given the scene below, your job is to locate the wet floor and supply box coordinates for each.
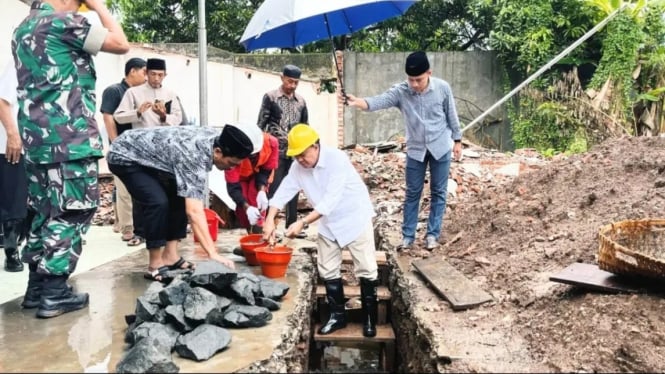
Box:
[0,228,304,373]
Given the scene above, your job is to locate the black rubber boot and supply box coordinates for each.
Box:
[36,275,88,319]
[360,277,379,337]
[318,278,347,335]
[3,220,24,272]
[22,264,44,309]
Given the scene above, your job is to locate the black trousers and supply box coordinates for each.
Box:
[268,156,298,228]
[108,163,187,250]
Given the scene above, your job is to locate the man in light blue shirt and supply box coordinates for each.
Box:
[263,124,379,338]
[346,51,463,251]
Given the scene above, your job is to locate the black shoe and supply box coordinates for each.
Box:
[4,249,24,272]
[318,278,347,335]
[233,247,244,256]
[3,220,24,272]
[36,275,88,318]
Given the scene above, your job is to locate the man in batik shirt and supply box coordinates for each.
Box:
[12,0,128,319]
[107,124,263,282]
[257,65,309,235]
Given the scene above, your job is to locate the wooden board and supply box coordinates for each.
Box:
[412,258,492,311]
[549,262,644,293]
[315,285,392,300]
[313,323,395,343]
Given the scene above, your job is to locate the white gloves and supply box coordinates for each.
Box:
[257,190,269,211]
[246,206,261,225]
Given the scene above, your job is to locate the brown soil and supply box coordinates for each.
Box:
[353,136,665,372]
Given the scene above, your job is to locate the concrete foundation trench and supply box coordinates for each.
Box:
[241,229,443,373]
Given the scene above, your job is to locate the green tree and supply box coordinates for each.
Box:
[107,0,261,53]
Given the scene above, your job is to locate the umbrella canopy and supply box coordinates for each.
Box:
[240,0,417,51]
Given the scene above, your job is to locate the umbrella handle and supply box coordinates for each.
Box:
[325,13,348,105]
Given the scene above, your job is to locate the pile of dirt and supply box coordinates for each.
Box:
[351,136,665,372]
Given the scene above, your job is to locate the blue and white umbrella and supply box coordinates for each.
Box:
[240,0,418,94]
[240,0,417,51]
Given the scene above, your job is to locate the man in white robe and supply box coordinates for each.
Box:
[113,58,183,128]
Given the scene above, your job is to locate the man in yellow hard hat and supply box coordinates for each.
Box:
[262,124,379,337]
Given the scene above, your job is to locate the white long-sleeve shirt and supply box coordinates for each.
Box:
[269,145,375,247]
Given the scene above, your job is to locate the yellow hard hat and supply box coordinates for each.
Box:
[286,124,319,157]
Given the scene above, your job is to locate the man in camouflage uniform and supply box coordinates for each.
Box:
[12,0,128,319]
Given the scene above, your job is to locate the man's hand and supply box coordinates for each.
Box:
[4,131,21,164]
[453,141,463,161]
[262,219,276,244]
[209,252,235,269]
[285,219,306,239]
[257,190,269,211]
[343,93,368,110]
[138,102,152,117]
[246,206,261,225]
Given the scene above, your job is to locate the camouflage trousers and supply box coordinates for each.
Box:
[22,158,99,276]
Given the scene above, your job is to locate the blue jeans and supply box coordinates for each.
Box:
[402,150,452,242]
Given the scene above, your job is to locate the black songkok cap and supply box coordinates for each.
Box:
[215,124,254,159]
[282,64,302,79]
[124,57,146,76]
[146,58,166,71]
[405,51,430,76]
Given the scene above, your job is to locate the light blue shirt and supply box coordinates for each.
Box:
[269,145,375,247]
[364,77,462,162]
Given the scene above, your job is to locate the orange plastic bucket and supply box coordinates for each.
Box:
[239,234,267,266]
[255,245,293,278]
[194,208,223,243]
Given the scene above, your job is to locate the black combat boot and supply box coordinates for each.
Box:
[23,264,74,309]
[22,264,44,308]
[318,278,347,334]
[360,277,379,337]
[36,275,89,319]
[3,220,24,272]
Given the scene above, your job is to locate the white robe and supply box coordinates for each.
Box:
[113,82,182,128]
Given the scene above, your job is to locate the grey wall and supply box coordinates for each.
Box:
[342,51,509,148]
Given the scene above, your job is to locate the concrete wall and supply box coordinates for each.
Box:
[342,51,508,147]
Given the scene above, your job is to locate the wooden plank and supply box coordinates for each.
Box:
[342,250,387,266]
[315,285,391,300]
[549,262,645,293]
[313,323,395,343]
[412,258,492,311]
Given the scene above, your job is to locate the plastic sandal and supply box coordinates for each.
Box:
[127,235,146,247]
[143,266,169,282]
[167,256,196,271]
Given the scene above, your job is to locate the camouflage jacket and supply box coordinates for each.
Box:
[12,1,106,164]
[257,87,308,157]
[107,126,219,201]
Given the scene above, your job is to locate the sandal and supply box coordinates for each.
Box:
[168,256,196,271]
[127,235,146,247]
[144,266,169,282]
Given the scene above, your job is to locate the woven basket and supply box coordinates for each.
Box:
[598,219,665,280]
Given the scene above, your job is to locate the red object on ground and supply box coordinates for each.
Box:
[255,245,293,278]
[239,234,267,265]
[194,208,224,243]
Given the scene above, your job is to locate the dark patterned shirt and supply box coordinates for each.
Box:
[12,1,107,164]
[257,87,308,157]
[107,126,219,201]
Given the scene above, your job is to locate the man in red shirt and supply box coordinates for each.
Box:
[225,132,279,233]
